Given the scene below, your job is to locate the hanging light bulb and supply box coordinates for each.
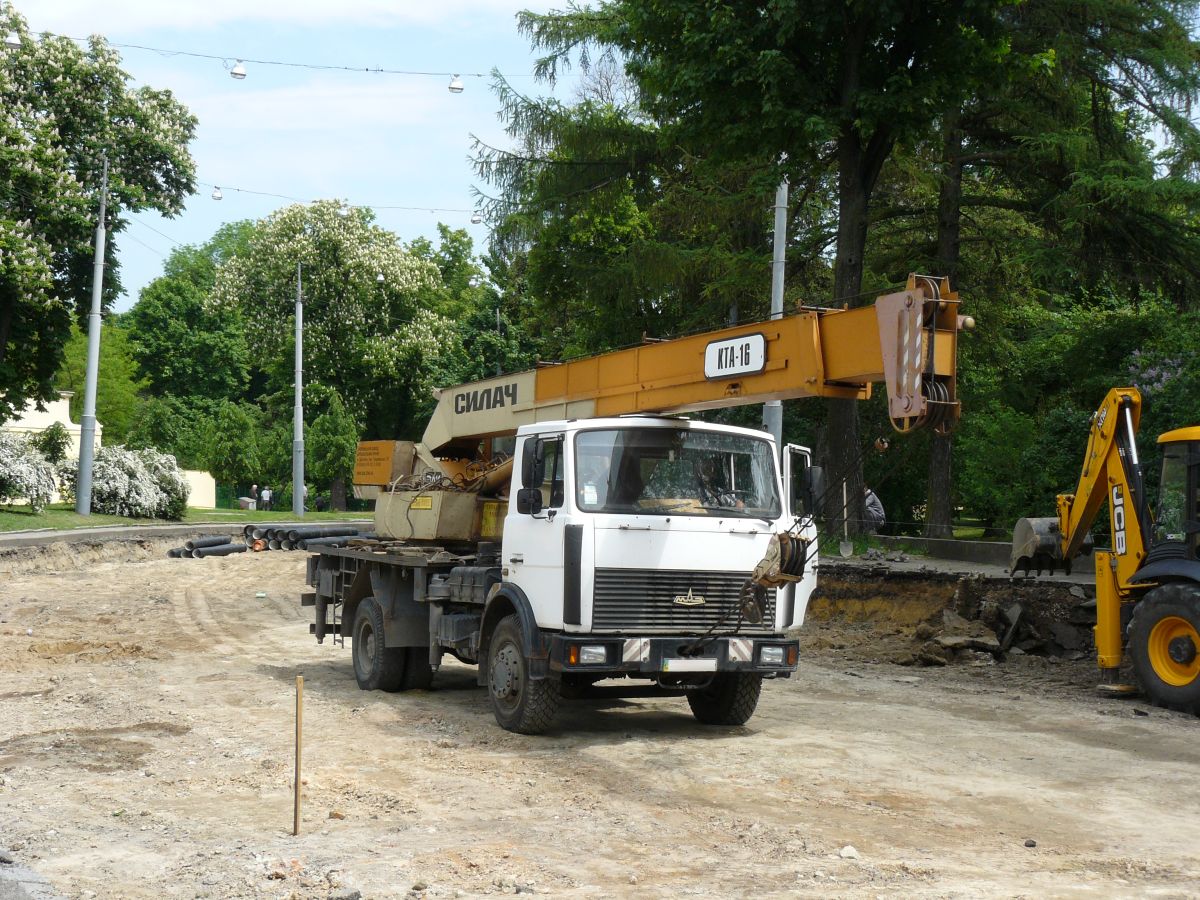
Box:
[211,186,223,201]
[230,60,247,80]
[448,74,464,94]
[470,212,483,225]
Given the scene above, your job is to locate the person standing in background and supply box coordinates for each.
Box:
[864,485,885,533]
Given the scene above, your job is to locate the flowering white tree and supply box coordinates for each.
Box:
[90,445,189,520]
[0,431,57,511]
[0,7,196,423]
[212,201,461,439]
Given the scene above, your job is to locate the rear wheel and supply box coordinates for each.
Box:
[687,673,763,726]
[352,597,407,692]
[487,615,559,734]
[1129,583,1200,713]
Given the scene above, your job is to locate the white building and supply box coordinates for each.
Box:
[3,391,97,457]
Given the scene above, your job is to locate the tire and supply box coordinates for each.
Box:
[1129,583,1200,713]
[352,597,407,692]
[487,614,559,734]
[687,673,763,726]
[403,647,435,691]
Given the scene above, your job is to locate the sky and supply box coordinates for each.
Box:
[19,0,562,311]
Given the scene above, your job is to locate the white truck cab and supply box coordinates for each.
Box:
[505,415,817,637]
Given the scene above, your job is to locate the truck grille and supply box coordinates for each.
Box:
[592,568,776,635]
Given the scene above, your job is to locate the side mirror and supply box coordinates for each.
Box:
[802,464,825,518]
[516,487,543,516]
[520,437,546,489]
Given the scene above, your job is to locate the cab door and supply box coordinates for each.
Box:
[782,443,819,519]
[504,433,568,628]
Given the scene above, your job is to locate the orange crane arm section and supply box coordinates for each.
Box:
[422,275,967,456]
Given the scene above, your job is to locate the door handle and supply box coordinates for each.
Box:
[618,525,652,531]
[509,555,524,564]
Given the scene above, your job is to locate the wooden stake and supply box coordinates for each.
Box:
[293,674,303,836]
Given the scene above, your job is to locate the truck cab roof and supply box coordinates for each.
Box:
[514,415,779,444]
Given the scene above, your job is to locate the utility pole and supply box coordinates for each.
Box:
[76,156,109,515]
[763,176,788,459]
[292,261,305,517]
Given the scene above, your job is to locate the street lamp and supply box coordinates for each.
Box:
[76,156,110,515]
[211,186,223,201]
[293,262,305,517]
[448,74,464,94]
[230,60,247,80]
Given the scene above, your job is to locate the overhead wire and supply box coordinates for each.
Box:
[43,32,491,79]
[194,181,476,215]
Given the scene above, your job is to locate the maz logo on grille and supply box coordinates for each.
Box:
[672,588,706,607]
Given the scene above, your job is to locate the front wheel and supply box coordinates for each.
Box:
[352,597,407,692]
[1129,583,1200,713]
[687,673,763,725]
[487,615,559,734]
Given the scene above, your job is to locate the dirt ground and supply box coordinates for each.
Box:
[1,541,1198,899]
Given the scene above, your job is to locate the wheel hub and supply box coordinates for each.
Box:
[357,623,375,669]
[1168,635,1197,665]
[490,645,520,700]
[1148,615,1200,687]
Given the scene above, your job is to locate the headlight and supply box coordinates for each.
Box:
[580,645,607,665]
[760,645,785,665]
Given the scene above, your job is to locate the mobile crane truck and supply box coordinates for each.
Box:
[303,275,970,733]
[1012,387,1200,712]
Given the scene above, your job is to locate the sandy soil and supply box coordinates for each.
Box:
[1,543,1198,899]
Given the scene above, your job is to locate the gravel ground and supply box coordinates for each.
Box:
[1,542,1198,898]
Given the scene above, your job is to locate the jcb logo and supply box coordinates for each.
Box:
[1112,484,1126,555]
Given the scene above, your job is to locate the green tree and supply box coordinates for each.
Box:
[29,421,70,466]
[125,395,214,471]
[308,392,359,509]
[212,200,459,440]
[0,8,196,422]
[865,0,1200,534]
[476,73,818,362]
[125,222,254,401]
[55,321,146,443]
[203,400,261,486]
[516,1,1013,533]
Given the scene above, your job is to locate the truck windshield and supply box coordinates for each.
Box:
[574,427,781,519]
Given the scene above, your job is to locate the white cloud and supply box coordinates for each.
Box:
[21,0,553,33]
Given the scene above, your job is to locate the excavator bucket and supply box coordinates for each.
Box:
[1010,517,1065,576]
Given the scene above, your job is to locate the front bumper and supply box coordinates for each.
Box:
[548,634,798,677]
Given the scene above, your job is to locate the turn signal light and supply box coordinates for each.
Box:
[787,645,798,666]
[568,644,579,665]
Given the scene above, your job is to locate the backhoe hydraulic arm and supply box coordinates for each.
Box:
[1011,388,1150,578]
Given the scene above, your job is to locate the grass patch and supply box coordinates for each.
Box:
[0,503,369,533]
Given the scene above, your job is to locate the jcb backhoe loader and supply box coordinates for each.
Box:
[1011,388,1200,711]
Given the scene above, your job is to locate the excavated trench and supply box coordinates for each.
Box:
[805,562,1097,668]
[0,539,1100,672]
